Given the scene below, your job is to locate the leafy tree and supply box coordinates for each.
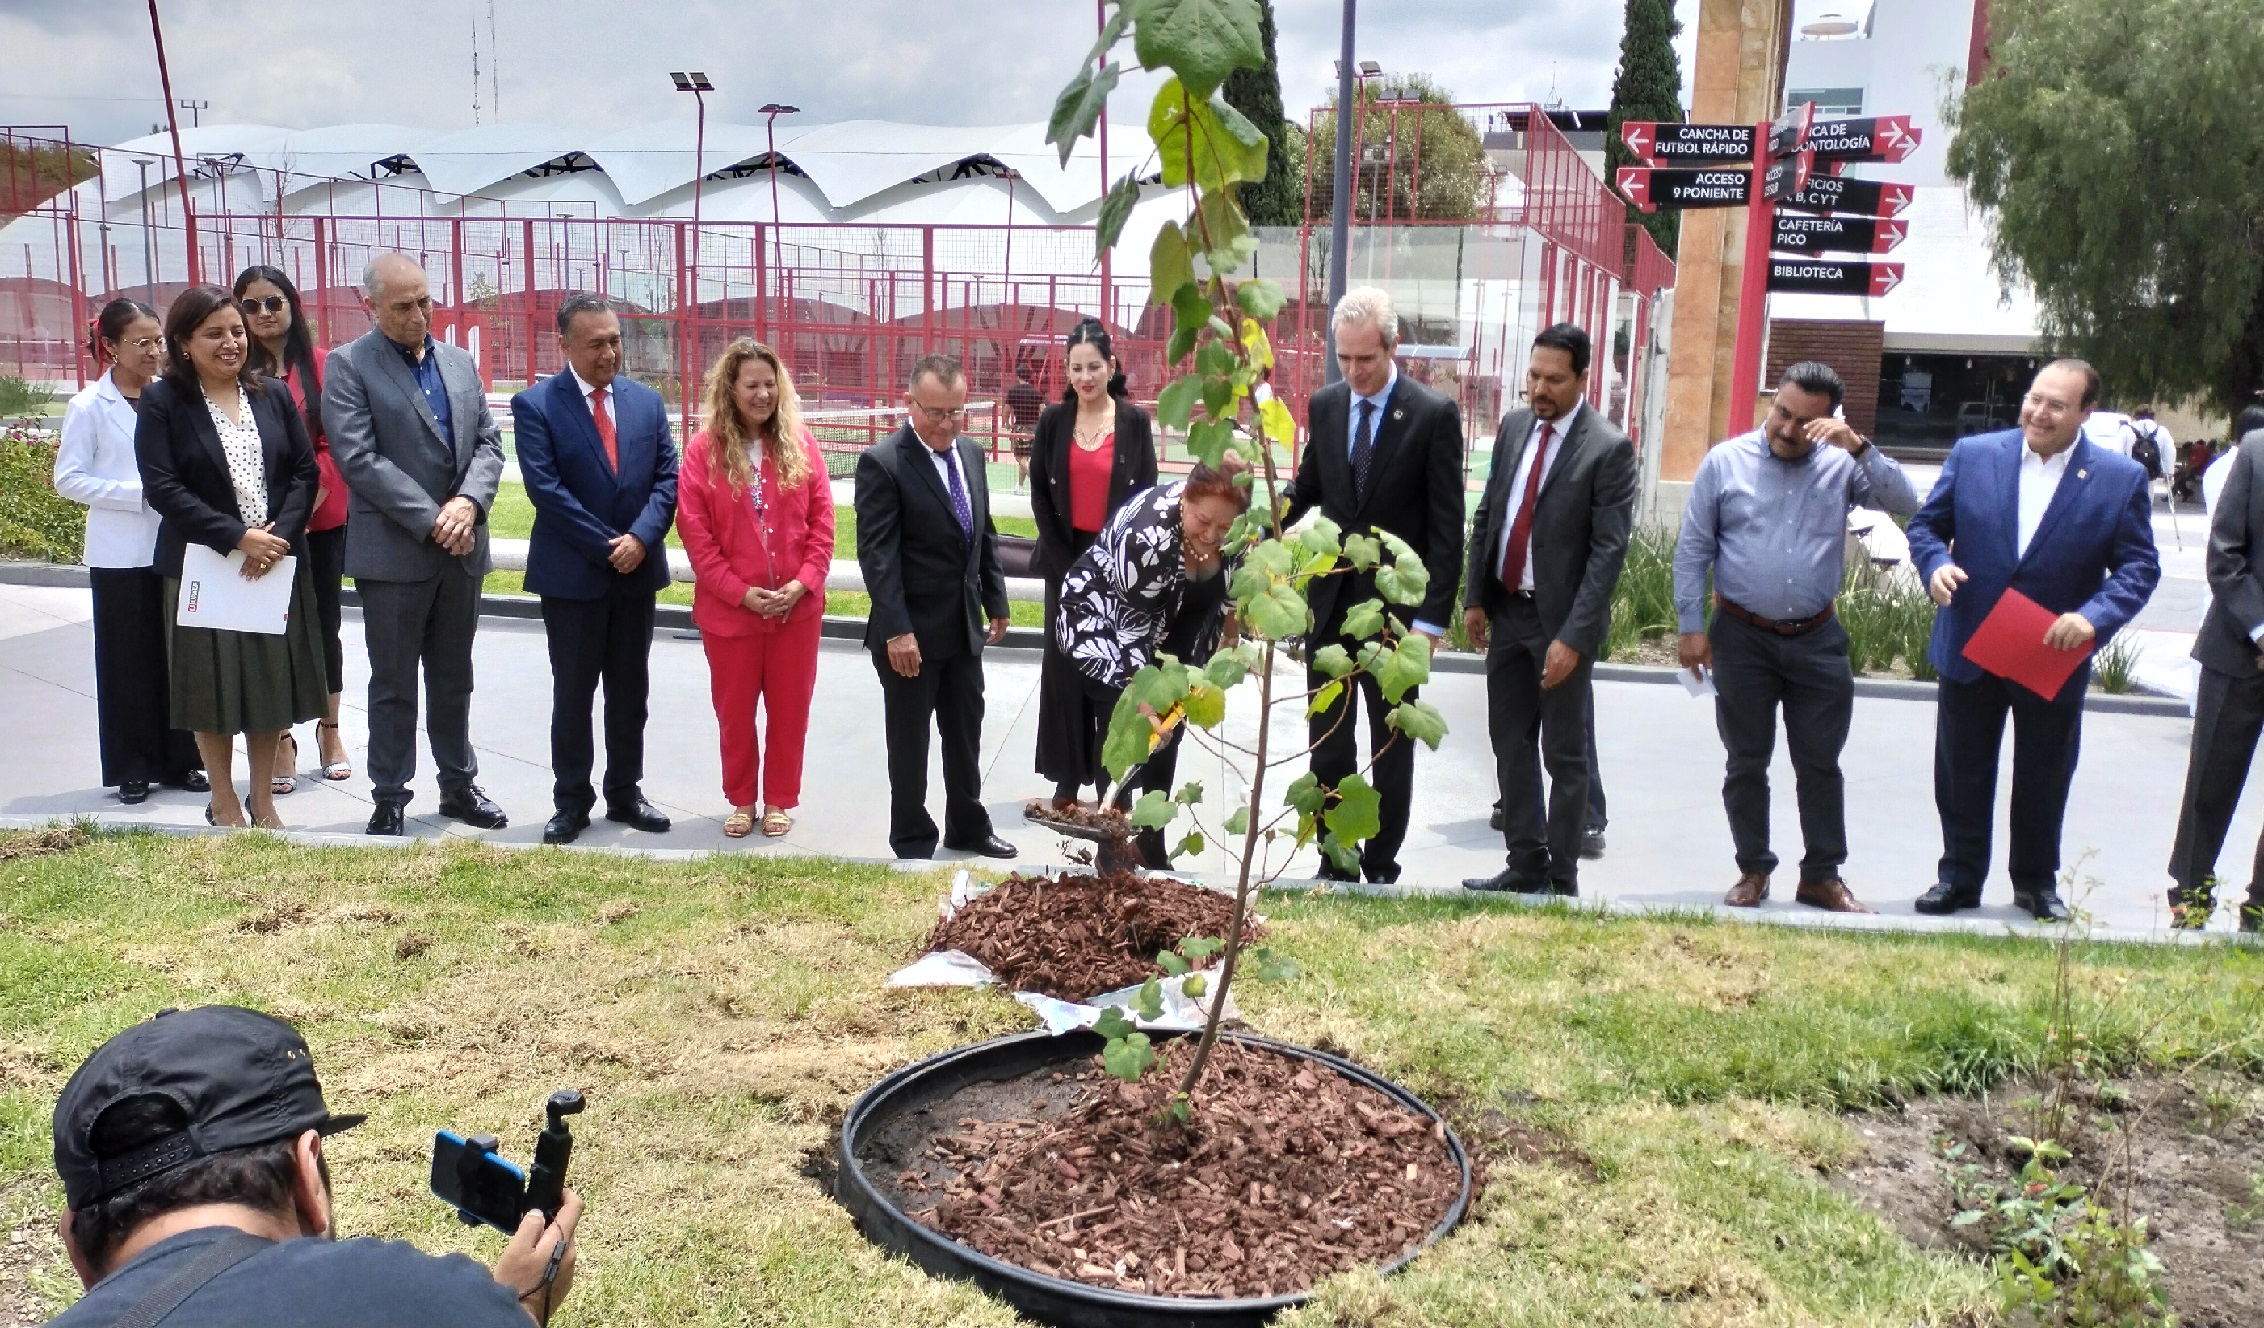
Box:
[1605,0,1684,256]
[0,139,97,225]
[1221,0,1302,227]
[1046,0,1443,1119]
[1946,0,2264,412]
[1307,74,1489,223]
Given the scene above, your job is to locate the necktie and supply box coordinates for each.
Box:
[1499,421,1553,593]
[943,445,973,546]
[590,386,618,473]
[1351,399,1377,498]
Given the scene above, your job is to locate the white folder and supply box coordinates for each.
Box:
[176,544,295,635]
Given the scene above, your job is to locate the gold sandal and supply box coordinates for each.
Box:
[761,809,794,838]
[723,809,755,839]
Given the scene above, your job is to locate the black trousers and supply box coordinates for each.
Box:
[361,570,482,805]
[1504,683,1606,829]
[875,646,993,857]
[541,583,657,812]
[1934,670,2086,896]
[1710,612,1855,881]
[88,566,200,787]
[2167,663,2264,899]
[304,525,347,695]
[1309,631,1420,881]
[1485,595,1595,887]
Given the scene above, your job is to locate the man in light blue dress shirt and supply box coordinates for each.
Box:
[1673,362,1918,913]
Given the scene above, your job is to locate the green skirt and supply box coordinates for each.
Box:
[162,555,329,735]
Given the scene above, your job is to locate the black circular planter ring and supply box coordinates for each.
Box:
[834,1029,1473,1328]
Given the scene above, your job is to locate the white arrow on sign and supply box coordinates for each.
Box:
[1878,221,1908,252]
[1623,122,1652,158]
[1874,265,1905,296]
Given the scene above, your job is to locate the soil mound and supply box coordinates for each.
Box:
[922,871,1259,1003]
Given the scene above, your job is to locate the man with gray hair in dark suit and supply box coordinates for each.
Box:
[324,252,508,836]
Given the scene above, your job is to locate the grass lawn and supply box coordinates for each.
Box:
[3,829,2260,1325]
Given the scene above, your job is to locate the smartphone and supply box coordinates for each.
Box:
[430,1130,528,1233]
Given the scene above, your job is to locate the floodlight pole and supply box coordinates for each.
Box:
[146,0,199,283]
[760,102,800,333]
[135,158,157,303]
[1324,0,1356,384]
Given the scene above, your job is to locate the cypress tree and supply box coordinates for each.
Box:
[1222,0,1302,227]
[1605,0,1684,256]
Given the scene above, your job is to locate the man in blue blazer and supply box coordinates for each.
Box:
[1906,359,2159,920]
[512,295,679,844]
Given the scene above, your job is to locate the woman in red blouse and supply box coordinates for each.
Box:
[1027,319,1157,808]
[678,339,835,838]
[236,265,351,794]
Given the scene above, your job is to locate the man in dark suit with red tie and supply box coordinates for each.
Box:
[512,294,679,845]
[1907,359,2159,921]
[1282,287,1466,883]
[1459,325,1637,896]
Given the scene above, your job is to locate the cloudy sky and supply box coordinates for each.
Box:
[0,0,1705,147]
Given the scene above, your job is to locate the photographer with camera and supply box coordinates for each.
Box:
[47,1006,582,1327]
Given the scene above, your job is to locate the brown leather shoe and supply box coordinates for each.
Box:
[1796,876,1875,914]
[1724,872,1770,907]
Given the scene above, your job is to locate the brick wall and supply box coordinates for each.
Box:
[1765,318,1885,435]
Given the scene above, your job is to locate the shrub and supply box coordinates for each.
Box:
[0,427,84,562]
[0,376,49,419]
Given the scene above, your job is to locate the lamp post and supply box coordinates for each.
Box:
[669,72,712,306]
[758,102,799,280]
[134,158,157,303]
[1323,7,1360,384]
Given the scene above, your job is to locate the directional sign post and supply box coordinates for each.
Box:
[1776,176,1915,218]
[1771,213,1908,255]
[1760,151,1813,203]
[1619,121,1757,165]
[1614,166,1751,213]
[1767,258,1906,297]
[1798,115,1922,164]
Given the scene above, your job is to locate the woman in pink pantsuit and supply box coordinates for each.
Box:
[678,339,835,839]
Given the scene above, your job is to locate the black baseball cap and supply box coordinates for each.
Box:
[52,1006,365,1210]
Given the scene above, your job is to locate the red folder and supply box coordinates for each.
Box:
[1961,587,2094,699]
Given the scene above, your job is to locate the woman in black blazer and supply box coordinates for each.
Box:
[136,285,328,829]
[1028,318,1158,808]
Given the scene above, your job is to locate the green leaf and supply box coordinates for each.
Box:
[1342,532,1382,571]
[1374,557,1430,607]
[1093,1006,1138,1040]
[1236,277,1288,321]
[1134,976,1166,1020]
[1129,789,1176,828]
[1167,322,1199,365]
[1172,281,1215,340]
[1222,805,1249,835]
[1307,678,1344,717]
[1320,833,1360,874]
[1175,779,1205,806]
[1178,936,1224,959]
[1375,633,1431,704]
[1293,514,1343,557]
[1102,1030,1155,1082]
[1185,417,1236,467]
[1204,644,1254,689]
[1156,950,1192,976]
[1387,698,1448,750]
[1086,0,1136,66]
[1183,678,1226,729]
[1156,373,1201,431]
[1195,189,1256,272]
[1046,60,1122,166]
[1201,371,1236,419]
[1311,643,1355,678]
[1181,973,1207,999]
[1150,223,1197,309]
[1131,0,1265,100]
[1340,597,1385,640]
[1325,772,1383,843]
[1285,771,1327,815]
[1148,79,1269,192]
[1095,172,1143,257]
[1244,583,1306,639]
[1173,830,1205,858]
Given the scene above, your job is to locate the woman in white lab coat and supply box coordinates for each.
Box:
[53,299,207,803]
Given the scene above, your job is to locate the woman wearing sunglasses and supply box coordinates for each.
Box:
[676,339,834,840]
[233,265,352,794]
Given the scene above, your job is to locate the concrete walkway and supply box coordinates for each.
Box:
[1,577,2252,943]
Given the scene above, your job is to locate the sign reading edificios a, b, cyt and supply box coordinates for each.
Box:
[1767,258,1905,297]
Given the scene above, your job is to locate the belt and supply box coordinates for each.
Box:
[1715,594,1834,637]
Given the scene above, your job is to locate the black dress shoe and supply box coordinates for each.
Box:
[119,781,150,805]
[1365,864,1401,885]
[1912,881,1980,915]
[604,795,671,833]
[544,808,591,845]
[437,786,508,829]
[2012,887,2073,923]
[1462,869,1573,896]
[942,832,1017,859]
[164,769,210,793]
[1581,827,1607,859]
[366,802,407,836]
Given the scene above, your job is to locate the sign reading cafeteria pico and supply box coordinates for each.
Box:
[1614,166,1751,213]
[1776,175,1916,218]
[1799,115,1923,163]
[1618,121,1756,164]
[1767,258,1906,297]
[1772,214,1909,255]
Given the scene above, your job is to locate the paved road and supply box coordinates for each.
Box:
[1,575,2250,941]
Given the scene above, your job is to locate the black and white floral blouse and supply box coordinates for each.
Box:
[1055,480,1234,690]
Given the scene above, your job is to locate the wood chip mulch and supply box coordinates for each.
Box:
[903,1039,1460,1301]
[922,871,1259,1003]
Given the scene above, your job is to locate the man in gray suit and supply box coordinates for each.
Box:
[324,253,508,835]
[2169,425,2264,931]
[1461,324,1637,896]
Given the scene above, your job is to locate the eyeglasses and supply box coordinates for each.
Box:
[914,404,968,424]
[114,336,163,351]
[239,296,287,314]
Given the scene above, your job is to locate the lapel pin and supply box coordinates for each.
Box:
[1392,409,1405,421]
[2078,469,2087,479]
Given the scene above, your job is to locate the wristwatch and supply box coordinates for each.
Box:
[1850,436,1874,458]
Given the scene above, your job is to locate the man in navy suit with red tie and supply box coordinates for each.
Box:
[1906,359,2159,921]
[512,294,679,844]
